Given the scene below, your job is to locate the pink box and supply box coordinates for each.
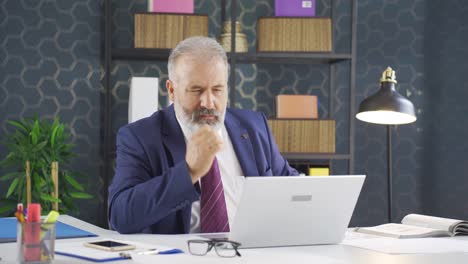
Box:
[275,0,316,17]
[148,0,194,14]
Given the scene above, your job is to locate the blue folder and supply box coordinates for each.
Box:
[0,218,98,243]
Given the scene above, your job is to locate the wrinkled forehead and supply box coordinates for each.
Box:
[173,54,227,72]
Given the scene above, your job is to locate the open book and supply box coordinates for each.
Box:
[355,214,468,239]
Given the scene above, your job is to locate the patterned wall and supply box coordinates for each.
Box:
[353,0,426,225]
[0,0,105,225]
[1,0,467,228]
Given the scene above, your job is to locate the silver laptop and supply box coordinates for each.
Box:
[226,175,365,248]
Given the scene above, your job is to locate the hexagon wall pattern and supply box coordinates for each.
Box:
[2,0,468,228]
[0,0,105,226]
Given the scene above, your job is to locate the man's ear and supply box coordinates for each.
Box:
[166,80,175,102]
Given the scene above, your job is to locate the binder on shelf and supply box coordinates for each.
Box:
[267,119,335,153]
[129,77,159,123]
[276,95,318,119]
[134,13,208,49]
[257,17,332,52]
[148,0,194,13]
[309,165,330,176]
[275,0,316,17]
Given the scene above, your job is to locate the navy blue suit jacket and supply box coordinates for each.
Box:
[108,105,299,234]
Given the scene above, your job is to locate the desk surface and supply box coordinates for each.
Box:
[1,215,468,264]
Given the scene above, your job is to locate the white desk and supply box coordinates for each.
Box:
[1,215,468,264]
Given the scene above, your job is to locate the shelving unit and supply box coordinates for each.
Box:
[102,0,357,224]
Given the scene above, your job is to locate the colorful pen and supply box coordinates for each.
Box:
[40,210,60,239]
[24,203,41,262]
[15,203,25,222]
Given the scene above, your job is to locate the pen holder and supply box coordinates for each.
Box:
[17,222,56,264]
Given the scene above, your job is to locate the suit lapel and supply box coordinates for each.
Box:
[225,111,258,176]
[161,105,186,165]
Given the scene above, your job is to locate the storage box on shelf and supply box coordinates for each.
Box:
[257,17,332,52]
[276,95,318,119]
[275,0,316,17]
[267,119,335,153]
[134,13,208,49]
[147,0,194,13]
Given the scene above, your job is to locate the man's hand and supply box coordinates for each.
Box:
[186,125,223,183]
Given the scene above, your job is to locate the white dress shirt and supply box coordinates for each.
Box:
[175,115,245,233]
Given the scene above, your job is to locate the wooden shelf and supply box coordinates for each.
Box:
[282,153,350,160]
[112,48,171,60]
[112,48,351,64]
[233,52,351,64]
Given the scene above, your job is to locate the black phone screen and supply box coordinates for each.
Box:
[89,241,130,248]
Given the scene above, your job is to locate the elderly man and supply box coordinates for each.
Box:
[108,36,299,234]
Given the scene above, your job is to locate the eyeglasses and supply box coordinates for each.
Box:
[187,239,242,257]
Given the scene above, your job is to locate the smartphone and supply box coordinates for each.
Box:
[83,240,136,252]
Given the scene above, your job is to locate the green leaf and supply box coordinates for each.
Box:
[7,120,28,133]
[0,205,14,215]
[63,173,84,191]
[31,120,40,145]
[0,171,23,181]
[34,141,48,152]
[6,178,19,198]
[69,192,93,199]
[57,124,64,140]
[39,193,60,202]
[51,123,60,148]
[0,199,17,216]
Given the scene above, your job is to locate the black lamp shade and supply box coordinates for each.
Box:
[356,81,417,125]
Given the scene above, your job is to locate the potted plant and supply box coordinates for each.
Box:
[0,117,92,215]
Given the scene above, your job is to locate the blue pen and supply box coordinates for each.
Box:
[137,248,183,255]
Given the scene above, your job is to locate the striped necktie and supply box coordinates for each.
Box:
[200,158,230,233]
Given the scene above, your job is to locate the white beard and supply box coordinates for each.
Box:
[173,100,225,137]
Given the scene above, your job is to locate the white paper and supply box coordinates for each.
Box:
[129,77,159,123]
[342,236,468,254]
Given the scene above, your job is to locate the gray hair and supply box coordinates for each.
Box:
[167,36,229,82]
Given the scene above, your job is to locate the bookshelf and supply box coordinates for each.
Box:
[102,0,357,198]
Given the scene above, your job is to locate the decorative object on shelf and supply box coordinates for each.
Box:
[134,13,208,49]
[129,77,159,123]
[276,95,318,119]
[267,119,335,153]
[219,21,248,52]
[0,117,93,215]
[275,0,316,17]
[147,0,194,13]
[309,165,330,176]
[356,66,417,223]
[257,17,331,52]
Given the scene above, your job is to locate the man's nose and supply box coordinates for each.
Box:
[200,91,215,109]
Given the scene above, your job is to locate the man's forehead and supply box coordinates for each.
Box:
[174,54,226,68]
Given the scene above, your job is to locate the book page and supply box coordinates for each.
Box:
[355,223,448,238]
[402,214,462,233]
[342,237,468,254]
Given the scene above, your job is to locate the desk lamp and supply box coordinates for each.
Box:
[356,67,417,223]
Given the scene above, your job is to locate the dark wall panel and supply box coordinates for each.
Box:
[423,0,468,219]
